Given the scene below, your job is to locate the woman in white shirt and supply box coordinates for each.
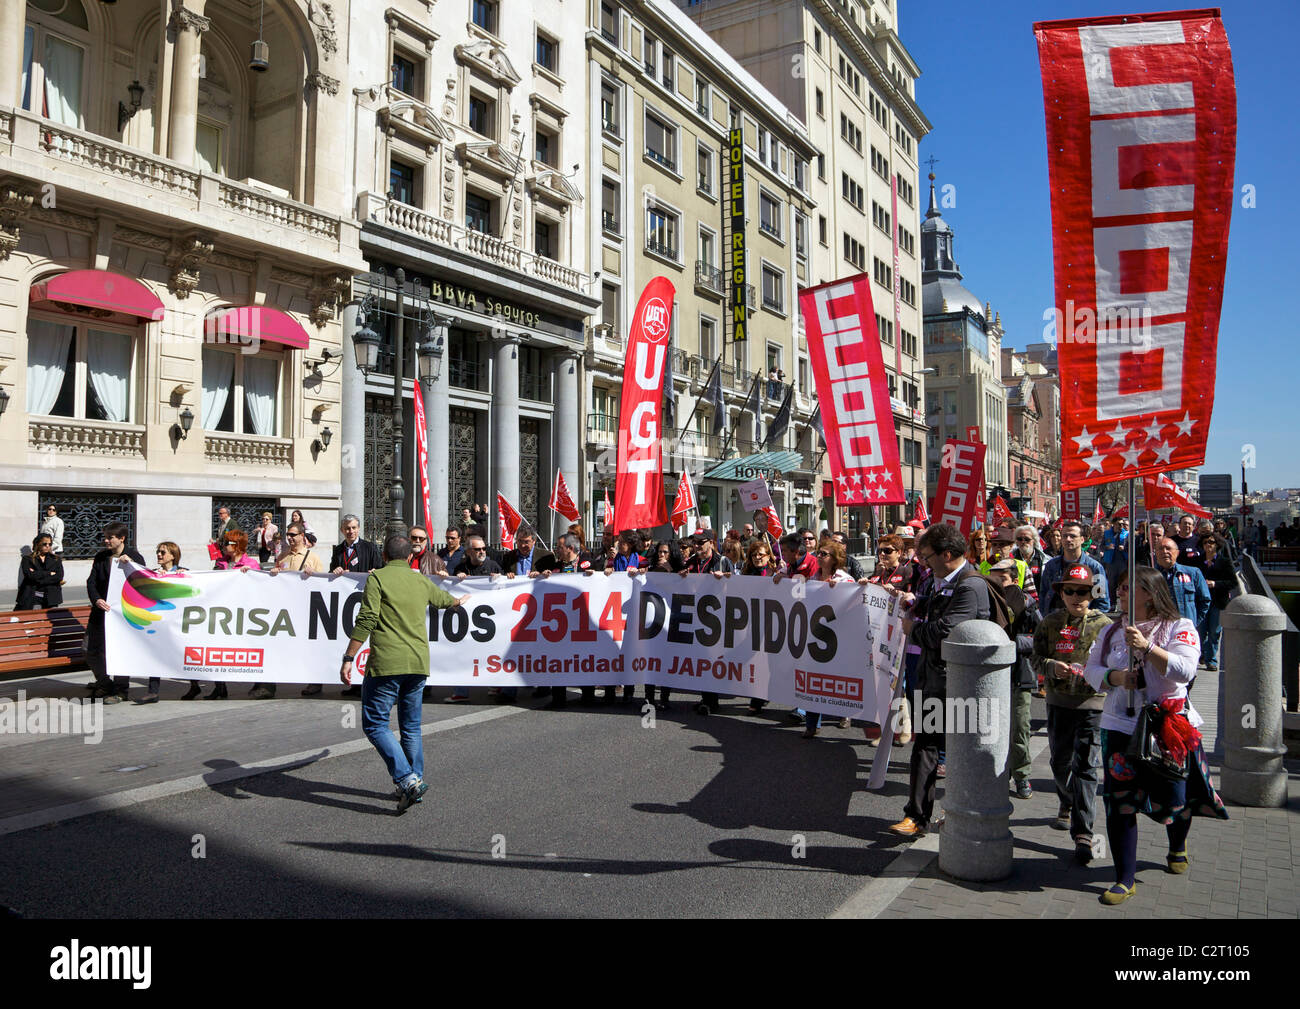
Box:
[1081,566,1227,906]
[40,505,64,554]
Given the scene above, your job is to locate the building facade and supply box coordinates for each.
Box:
[0,0,362,588]
[586,0,821,536]
[676,0,932,534]
[343,0,600,543]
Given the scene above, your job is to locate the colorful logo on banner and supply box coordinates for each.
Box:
[1062,489,1081,522]
[933,438,987,533]
[549,469,581,523]
[412,379,432,535]
[614,277,674,532]
[121,569,200,633]
[1035,11,1236,489]
[799,275,904,507]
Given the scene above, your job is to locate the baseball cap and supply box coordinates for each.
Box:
[1053,564,1094,591]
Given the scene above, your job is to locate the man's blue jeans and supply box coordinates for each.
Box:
[361,673,427,788]
[1200,606,1222,667]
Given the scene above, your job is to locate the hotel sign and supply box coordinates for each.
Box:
[726,128,747,343]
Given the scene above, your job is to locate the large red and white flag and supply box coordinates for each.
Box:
[933,438,987,534]
[614,277,674,532]
[497,493,523,551]
[669,469,697,527]
[1093,498,1105,526]
[1036,11,1235,490]
[799,275,904,506]
[412,380,433,536]
[992,494,1015,526]
[1112,503,1131,520]
[548,469,581,523]
[1143,472,1212,518]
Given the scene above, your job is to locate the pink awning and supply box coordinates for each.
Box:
[30,270,165,320]
[205,306,309,351]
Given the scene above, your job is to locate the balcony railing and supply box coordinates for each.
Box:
[646,239,678,261]
[759,220,782,240]
[695,261,724,296]
[204,432,293,467]
[370,195,586,291]
[602,210,620,234]
[671,427,724,458]
[450,358,486,392]
[645,148,676,172]
[762,293,784,313]
[28,417,145,459]
[587,413,618,447]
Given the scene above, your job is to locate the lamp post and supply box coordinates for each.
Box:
[1016,474,1030,521]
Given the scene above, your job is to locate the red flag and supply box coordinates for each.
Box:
[992,495,1015,525]
[412,380,432,536]
[669,469,697,527]
[1143,473,1211,519]
[1061,489,1081,522]
[1093,498,1105,526]
[548,469,581,523]
[603,488,614,529]
[761,506,784,539]
[933,438,987,534]
[799,275,904,506]
[497,492,523,551]
[1036,11,1235,490]
[614,277,674,533]
[1111,503,1130,520]
[914,496,929,526]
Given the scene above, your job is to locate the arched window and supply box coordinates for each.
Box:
[22,0,90,128]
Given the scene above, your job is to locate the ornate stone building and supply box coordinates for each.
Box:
[0,0,362,587]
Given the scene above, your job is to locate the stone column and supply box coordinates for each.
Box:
[426,332,450,537]
[553,349,580,525]
[166,4,210,167]
[340,301,366,526]
[938,620,1016,882]
[1219,595,1289,806]
[490,332,520,533]
[0,0,24,109]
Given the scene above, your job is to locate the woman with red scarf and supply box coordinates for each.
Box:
[1080,566,1227,906]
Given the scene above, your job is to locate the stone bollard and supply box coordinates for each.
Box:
[1219,595,1289,807]
[938,619,1016,882]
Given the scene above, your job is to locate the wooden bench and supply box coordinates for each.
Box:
[1258,547,1300,569]
[0,606,91,675]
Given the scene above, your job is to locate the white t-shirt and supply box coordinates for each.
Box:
[1082,616,1201,734]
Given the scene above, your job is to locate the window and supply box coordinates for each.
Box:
[843,174,865,212]
[816,153,825,180]
[389,159,418,206]
[601,178,620,234]
[896,172,915,205]
[535,128,556,168]
[392,54,419,98]
[698,226,716,269]
[815,88,824,118]
[843,234,865,271]
[814,27,822,54]
[894,122,914,158]
[761,264,784,312]
[600,2,617,43]
[794,158,807,192]
[898,223,916,257]
[871,200,890,234]
[600,78,620,136]
[818,215,827,246]
[202,345,280,436]
[758,191,782,239]
[21,0,89,128]
[195,121,224,174]
[696,79,709,116]
[697,143,714,195]
[798,357,809,394]
[700,316,716,361]
[837,54,861,95]
[465,191,493,233]
[870,145,889,181]
[644,34,657,75]
[645,111,676,171]
[900,277,916,307]
[840,114,862,153]
[471,0,498,35]
[536,32,557,73]
[592,387,619,432]
[534,219,555,259]
[873,257,892,290]
[602,283,620,328]
[901,328,917,358]
[662,48,675,91]
[646,203,679,260]
[26,317,137,424]
[794,212,808,261]
[469,93,494,137]
[868,90,888,130]
[875,314,894,345]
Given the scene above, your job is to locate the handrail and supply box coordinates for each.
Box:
[1237,551,1299,712]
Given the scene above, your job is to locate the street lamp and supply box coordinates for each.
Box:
[416,320,446,384]
[1016,474,1030,521]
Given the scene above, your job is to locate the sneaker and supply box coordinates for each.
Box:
[396,779,428,815]
[392,786,425,804]
[134,692,159,705]
[1013,778,1033,800]
[1203,663,1217,672]
[340,686,361,698]
[100,692,127,705]
[1099,882,1136,906]
[445,693,469,704]
[838,717,853,730]
[1074,836,1095,864]
[694,702,712,716]
[886,816,926,839]
[301,684,323,697]
[1052,804,1072,831]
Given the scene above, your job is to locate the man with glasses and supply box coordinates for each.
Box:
[453,535,503,578]
[1039,521,1107,614]
[1031,565,1112,861]
[407,526,445,578]
[887,522,990,839]
[438,527,465,573]
[1011,525,1049,606]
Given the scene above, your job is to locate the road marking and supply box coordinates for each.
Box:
[0,704,527,837]
[830,732,1051,918]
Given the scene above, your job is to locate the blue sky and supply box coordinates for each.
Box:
[906,1,1293,491]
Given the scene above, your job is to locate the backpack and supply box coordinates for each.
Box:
[954,566,1014,634]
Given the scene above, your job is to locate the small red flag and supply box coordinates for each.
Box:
[670,469,697,526]
[497,493,523,551]
[603,488,614,530]
[992,495,1015,525]
[548,469,581,523]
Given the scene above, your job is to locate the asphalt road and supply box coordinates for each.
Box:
[0,685,937,918]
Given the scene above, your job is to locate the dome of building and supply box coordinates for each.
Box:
[920,170,984,319]
[923,276,984,317]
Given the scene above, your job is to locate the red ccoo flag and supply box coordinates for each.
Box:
[992,494,1015,525]
[497,492,523,551]
[614,276,674,532]
[548,469,581,523]
[1093,498,1105,526]
[1111,503,1130,520]
[602,488,614,530]
[914,496,929,526]
[669,469,697,527]
[761,506,784,539]
[1143,472,1211,519]
[1035,11,1235,490]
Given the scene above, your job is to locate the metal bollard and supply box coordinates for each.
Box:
[1219,595,1289,807]
[938,619,1016,882]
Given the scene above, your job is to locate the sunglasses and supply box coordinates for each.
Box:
[1016,537,1033,543]
[816,550,832,557]
[1061,586,1092,598]
[878,547,896,554]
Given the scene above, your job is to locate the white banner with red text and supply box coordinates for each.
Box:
[107,564,905,720]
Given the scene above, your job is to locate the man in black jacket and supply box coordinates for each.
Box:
[888,522,991,839]
[329,514,382,575]
[87,522,147,702]
[453,534,503,578]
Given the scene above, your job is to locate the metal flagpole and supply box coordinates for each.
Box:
[1127,476,1138,718]
[676,355,721,445]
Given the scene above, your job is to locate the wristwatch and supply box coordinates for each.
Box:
[341,654,354,664]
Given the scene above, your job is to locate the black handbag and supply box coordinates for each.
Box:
[1127,701,1190,782]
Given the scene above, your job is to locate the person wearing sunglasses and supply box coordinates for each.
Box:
[1031,564,1113,861]
[1011,525,1048,607]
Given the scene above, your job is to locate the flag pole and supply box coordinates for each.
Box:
[675,354,722,448]
[1126,475,1138,718]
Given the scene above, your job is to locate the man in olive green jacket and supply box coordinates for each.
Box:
[341,534,468,814]
[1031,563,1111,860]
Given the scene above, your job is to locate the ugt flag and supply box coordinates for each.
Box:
[1035,10,1235,489]
[614,277,674,532]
